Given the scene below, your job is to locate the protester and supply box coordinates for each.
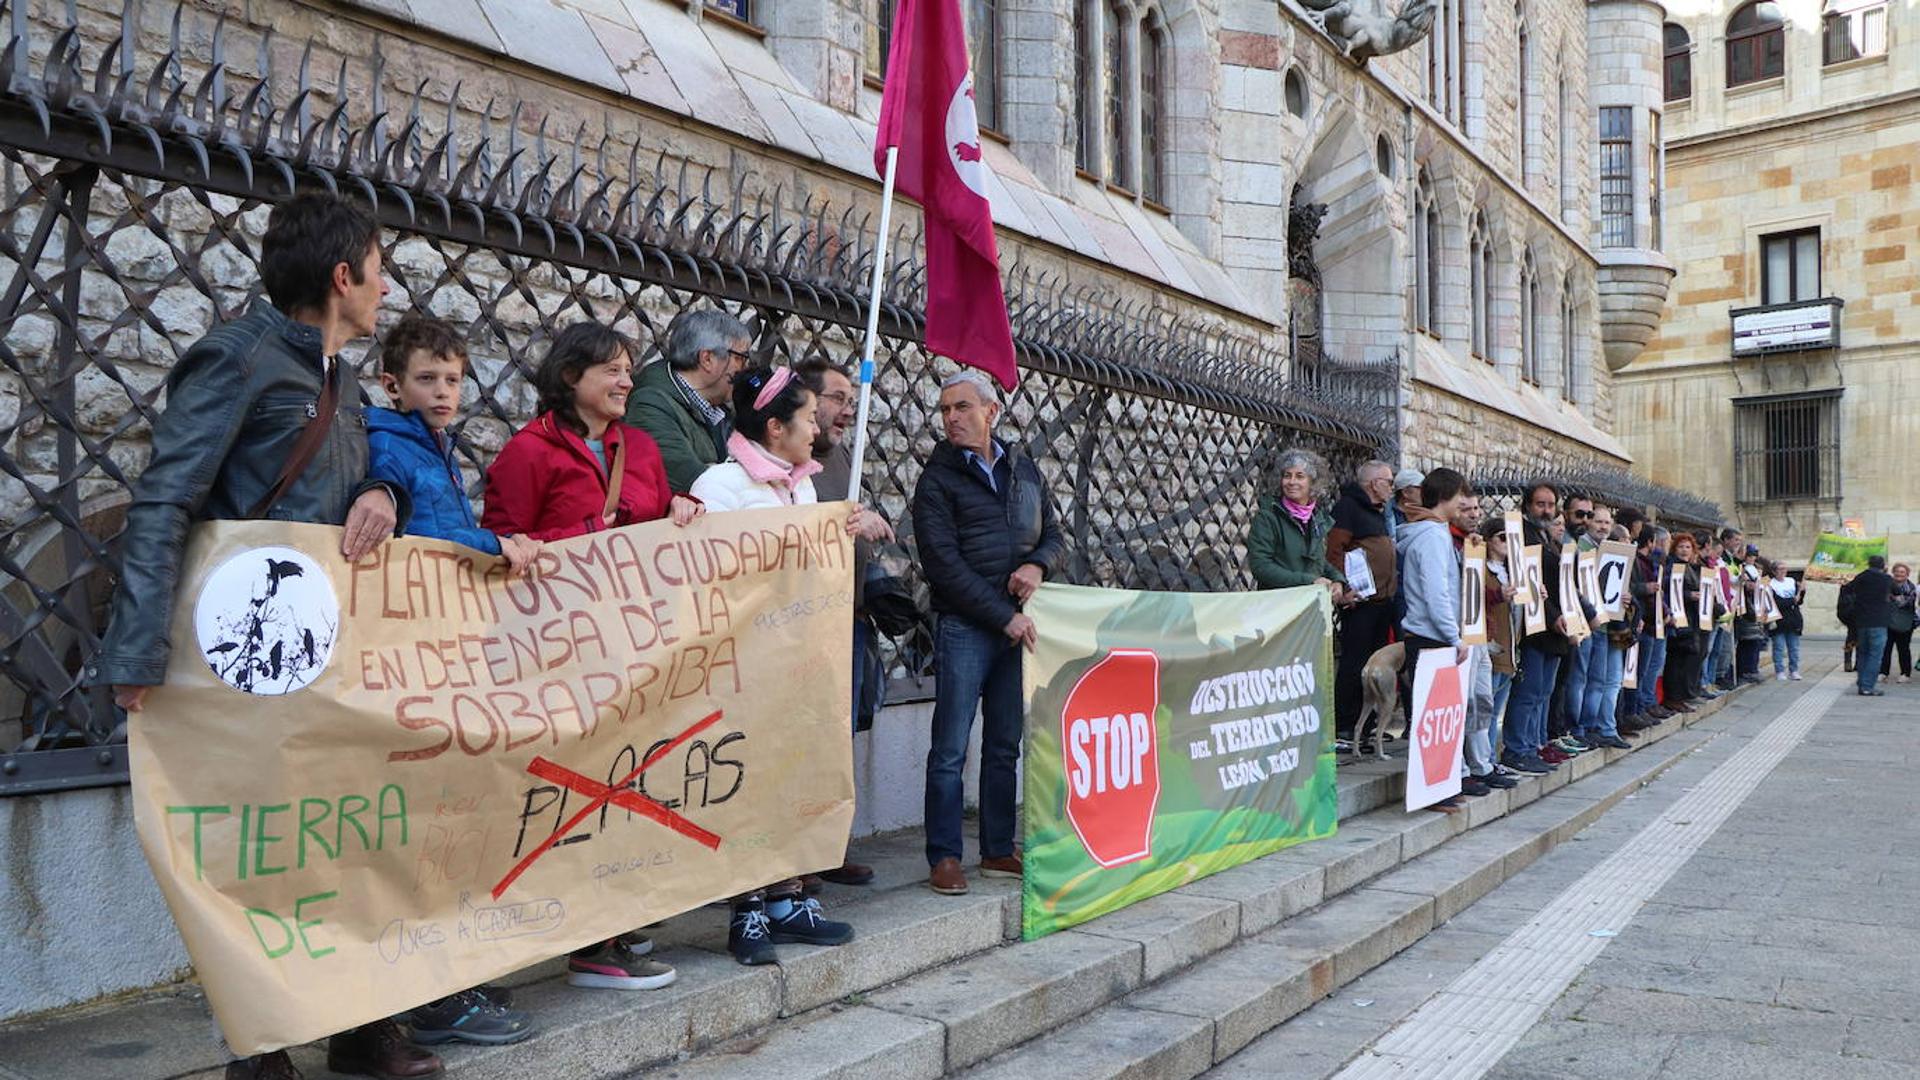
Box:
[366,313,539,1047]
[1768,561,1804,681]
[1479,518,1520,762]
[1733,547,1767,685]
[1326,460,1398,743]
[1502,483,1573,775]
[626,308,751,493]
[1249,450,1347,599]
[1395,468,1478,804]
[1882,562,1915,683]
[1446,490,1513,791]
[690,365,860,963]
[1662,532,1706,716]
[1626,527,1672,728]
[1850,555,1895,695]
[797,357,889,888]
[481,321,697,992]
[913,370,1063,895]
[1575,512,1633,750]
[1388,466,1424,531]
[88,193,424,1080]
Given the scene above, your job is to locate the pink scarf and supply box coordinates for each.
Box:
[727,431,822,504]
[1282,497,1317,525]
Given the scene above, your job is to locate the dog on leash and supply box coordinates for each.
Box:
[1349,641,1406,760]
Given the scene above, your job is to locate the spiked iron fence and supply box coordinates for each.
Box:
[0,1,1401,794]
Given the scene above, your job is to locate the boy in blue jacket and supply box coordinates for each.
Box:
[366,314,543,1045]
[369,315,538,573]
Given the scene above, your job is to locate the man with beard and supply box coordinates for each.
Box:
[1325,459,1398,746]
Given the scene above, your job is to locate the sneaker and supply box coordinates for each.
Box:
[768,896,855,946]
[569,939,678,988]
[1859,687,1886,697]
[1480,770,1519,789]
[1591,734,1633,750]
[1502,753,1552,774]
[1555,736,1590,753]
[1460,776,1492,797]
[728,899,779,966]
[1539,746,1571,764]
[408,988,535,1046]
[1789,671,1804,681]
[613,933,654,959]
[1775,671,1789,681]
[1900,675,1911,684]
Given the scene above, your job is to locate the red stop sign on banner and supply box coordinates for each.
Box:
[1415,662,1466,787]
[1060,649,1162,868]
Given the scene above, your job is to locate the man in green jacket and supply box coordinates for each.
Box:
[626,308,752,492]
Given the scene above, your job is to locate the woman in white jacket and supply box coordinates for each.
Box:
[689,363,860,966]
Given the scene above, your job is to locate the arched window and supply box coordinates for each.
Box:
[1560,275,1577,401]
[1140,14,1167,204]
[1663,23,1692,101]
[1469,212,1491,358]
[1074,2,1095,171]
[1104,0,1128,185]
[1726,2,1785,87]
[1414,171,1440,333]
[1520,252,1538,382]
[1518,18,1532,181]
[969,0,1001,132]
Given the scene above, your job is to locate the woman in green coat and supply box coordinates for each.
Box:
[1248,448,1348,600]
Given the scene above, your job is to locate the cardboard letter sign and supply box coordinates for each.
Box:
[1521,545,1549,636]
[1503,511,1531,605]
[1597,542,1635,621]
[1668,564,1690,630]
[1559,552,1590,640]
[1405,648,1466,811]
[1622,639,1641,689]
[1460,536,1489,646]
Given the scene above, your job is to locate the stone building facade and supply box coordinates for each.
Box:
[1616,0,1920,562]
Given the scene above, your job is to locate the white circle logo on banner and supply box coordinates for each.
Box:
[194,546,339,695]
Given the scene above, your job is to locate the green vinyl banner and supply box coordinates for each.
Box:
[1805,532,1890,582]
[1020,582,1337,940]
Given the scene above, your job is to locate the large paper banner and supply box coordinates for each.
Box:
[1404,648,1466,811]
[1503,512,1532,605]
[1460,536,1489,646]
[1668,564,1690,630]
[1020,582,1336,939]
[1559,551,1590,640]
[1521,545,1549,637]
[1596,542,1635,621]
[131,513,857,1055]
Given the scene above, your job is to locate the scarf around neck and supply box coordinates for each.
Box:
[727,430,821,502]
[1282,497,1316,525]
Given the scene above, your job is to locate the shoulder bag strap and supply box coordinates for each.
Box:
[247,361,343,519]
[601,433,628,523]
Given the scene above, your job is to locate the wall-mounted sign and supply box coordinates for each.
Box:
[1730,299,1842,356]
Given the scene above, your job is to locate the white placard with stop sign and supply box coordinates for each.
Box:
[1405,647,1467,811]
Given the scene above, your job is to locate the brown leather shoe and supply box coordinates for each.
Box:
[820,861,875,885]
[226,1052,301,1080]
[979,853,1023,878]
[929,856,968,894]
[327,1019,443,1078]
[800,873,826,896]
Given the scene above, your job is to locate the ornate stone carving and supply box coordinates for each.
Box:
[1297,0,1438,61]
[1287,189,1329,287]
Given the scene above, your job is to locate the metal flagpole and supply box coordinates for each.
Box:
[847,144,900,499]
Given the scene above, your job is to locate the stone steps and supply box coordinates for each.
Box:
[0,692,1740,1080]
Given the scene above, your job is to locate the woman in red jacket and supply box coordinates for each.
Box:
[481,321,699,993]
[482,322,702,541]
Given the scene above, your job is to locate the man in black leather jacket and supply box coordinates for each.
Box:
[912,369,1063,897]
[85,193,421,1080]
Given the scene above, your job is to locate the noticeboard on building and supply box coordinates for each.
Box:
[1730,298,1844,357]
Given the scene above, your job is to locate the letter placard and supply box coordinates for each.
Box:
[1521,545,1549,637]
[131,511,857,1055]
[1460,536,1489,646]
[1596,542,1635,622]
[1560,552,1590,640]
[1503,512,1531,605]
[1668,564,1690,630]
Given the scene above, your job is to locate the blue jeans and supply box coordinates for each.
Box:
[1557,635,1591,731]
[1635,633,1668,714]
[1580,643,1625,738]
[1856,626,1889,692]
[1705,627,1733,689]
[1490,670,1514,763]
[925,616,1024,866]
[1505,645,1562,759]
[1770,631,1800,675]
[852,617,885,733]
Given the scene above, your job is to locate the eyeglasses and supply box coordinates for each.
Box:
[819,391,853,406]
[1571,509,1592,520]
[726,349,752,364]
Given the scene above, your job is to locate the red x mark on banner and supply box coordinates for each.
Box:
[490,709,725,900]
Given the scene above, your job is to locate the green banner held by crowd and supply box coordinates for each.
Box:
[1805,532,1890,582]
[1020,582,1337,940]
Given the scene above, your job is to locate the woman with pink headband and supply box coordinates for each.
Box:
[691,364,862,965]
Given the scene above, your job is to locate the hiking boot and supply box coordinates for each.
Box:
[979,853,1023,879]
[567,939,677,989]
[408,989,535,1046]
[768,896,855,946]
[728,898,780,965]
[929,857,968,895]
[227,1053,301,1080]
[327,1019,442,1078]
